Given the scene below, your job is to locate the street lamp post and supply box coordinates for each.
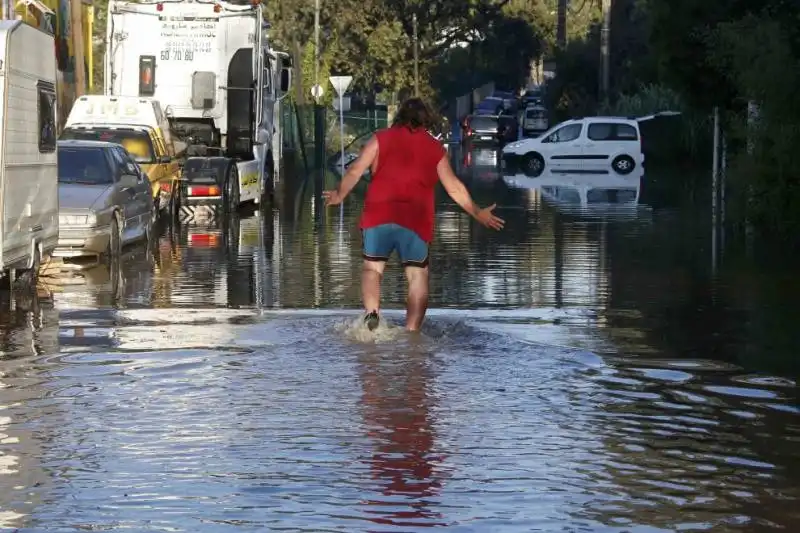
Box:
[412,13,419,96]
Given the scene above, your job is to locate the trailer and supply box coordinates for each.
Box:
[0,20,60,287]
[104,0,291,220]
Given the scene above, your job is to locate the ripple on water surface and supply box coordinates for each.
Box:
[0,308,798,531]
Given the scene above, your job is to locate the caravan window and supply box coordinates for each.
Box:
[60,128,156,164]
[38,81,57,153]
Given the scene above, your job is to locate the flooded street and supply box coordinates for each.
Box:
[0,148,798,531]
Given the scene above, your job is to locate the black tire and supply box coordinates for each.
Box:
[168,182,181,225]
[522,152,545,177]
[225,165,240,213]
[105,214,122,264]
[260,156,274,206]
[14,245,40,289]
[612,155,635,175]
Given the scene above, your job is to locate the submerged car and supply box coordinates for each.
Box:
[54,139,154,262]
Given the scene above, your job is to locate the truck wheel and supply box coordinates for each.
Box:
[225,165,240,213]
[14,245,40,289]
[260,156,274,206]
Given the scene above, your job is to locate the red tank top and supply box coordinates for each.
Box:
[359,126,446,243]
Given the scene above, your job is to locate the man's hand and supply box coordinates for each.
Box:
[475,203,505,230]
[322,189,343,206]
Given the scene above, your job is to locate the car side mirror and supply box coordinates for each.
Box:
[120,174,138,188]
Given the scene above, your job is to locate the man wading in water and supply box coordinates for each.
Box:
[324,98,505,332]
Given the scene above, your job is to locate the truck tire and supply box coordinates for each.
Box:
[225,165,240,213]
[260,154,274,206]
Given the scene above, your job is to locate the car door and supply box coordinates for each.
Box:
[581,122,616,171]
[114,147,150,235]
[538,123,584,170]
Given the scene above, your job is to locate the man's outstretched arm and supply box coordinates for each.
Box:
[437,156,505,230]
[323,136,378,205]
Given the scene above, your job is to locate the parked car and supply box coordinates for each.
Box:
[462,114,518,146]
[501,116,644,176]
[521,104,549,137]
[53,140,155,262]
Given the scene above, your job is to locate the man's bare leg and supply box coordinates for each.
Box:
[362,259,386,314]
[404,266,429,331]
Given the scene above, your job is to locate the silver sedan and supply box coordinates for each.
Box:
[54,140,154,261]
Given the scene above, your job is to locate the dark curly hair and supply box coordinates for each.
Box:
[392,97,436,131]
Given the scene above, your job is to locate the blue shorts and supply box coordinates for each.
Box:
[362,223,429,268]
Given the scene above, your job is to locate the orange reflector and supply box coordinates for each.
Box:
[213,3,221,12]
[188,234,218,247]
[159,182,172,193]
[187,185,220,196]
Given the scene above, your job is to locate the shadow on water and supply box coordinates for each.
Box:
[0,146,798,530]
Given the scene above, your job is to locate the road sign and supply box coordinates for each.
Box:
[311,84,324,98]
[329,76,353,96]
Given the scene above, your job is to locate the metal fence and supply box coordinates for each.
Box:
[281,103,389,181]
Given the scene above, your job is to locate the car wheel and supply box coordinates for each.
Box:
[522,152,545,177]
[612,155,635,175]
[225,165,240,213]
[105,214,122,264]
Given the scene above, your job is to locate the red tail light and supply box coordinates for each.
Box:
[187,185,220,196]
[156,3,163,11]
[188,233,219,247]
[159,182,172,193]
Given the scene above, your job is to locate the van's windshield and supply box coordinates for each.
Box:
[60,128,156,163]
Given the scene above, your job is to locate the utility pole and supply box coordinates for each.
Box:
[556,0,567,50]
[600,0,611,102]
[71,0,87,97]
[312,0,324,221]
[412,13,419,96]
[313,0,320,102]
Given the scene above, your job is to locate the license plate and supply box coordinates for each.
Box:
[481,136,492,140]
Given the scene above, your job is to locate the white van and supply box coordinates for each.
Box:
[503,116,645,177]
[0,21,59,286]
[521,104,549,137]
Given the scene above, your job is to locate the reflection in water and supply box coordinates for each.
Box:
[0,154,797,530]
[358,344,445,527]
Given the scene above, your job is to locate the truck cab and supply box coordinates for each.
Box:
[60,95,181,214]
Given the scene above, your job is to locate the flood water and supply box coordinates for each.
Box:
[0,146,798,531]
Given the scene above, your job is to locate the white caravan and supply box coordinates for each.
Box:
[104,0,291,217]
[0,20,59,285]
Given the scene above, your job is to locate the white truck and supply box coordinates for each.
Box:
[0,20,60,287]
[104,0,291,219]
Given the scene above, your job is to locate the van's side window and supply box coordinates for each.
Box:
[37,81,57,153]
[588,123,639,141]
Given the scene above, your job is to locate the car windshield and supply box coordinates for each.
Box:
[58,147,113,185]
[60,128,155,163]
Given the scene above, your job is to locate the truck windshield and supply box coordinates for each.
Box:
[60,128,156,163]
[57,147,113,185]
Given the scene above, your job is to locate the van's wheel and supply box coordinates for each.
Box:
[225,165,240,213]
[260,156,275,206]
[522,152,545,177]
[105,214,122,264]
[612,155,635,175]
